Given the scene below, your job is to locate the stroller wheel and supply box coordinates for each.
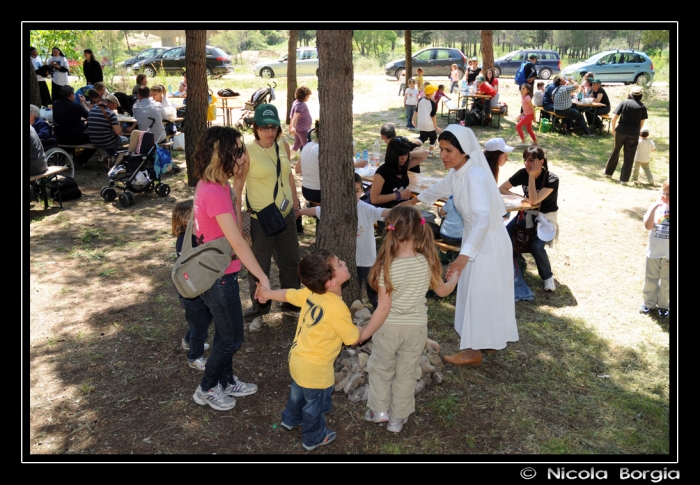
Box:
[156,183,171,197]
[125,191,135,206]
[118,193,129,208]
[101,187,117,202]
[146,181,155,191]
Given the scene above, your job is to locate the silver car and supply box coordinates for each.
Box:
[252,47,318,78]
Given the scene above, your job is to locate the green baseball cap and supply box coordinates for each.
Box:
[253,103,280,126]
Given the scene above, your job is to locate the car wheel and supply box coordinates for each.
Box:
[493,66,501,78]
[395,68,405,80]
[635,73,649,86]
[205,66,213,77]
[260,67,274,79]
[457,68,465,80]
[143,65,156,78]
[539,68,552,80]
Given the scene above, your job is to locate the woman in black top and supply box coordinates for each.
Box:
[369,137,417,209]
[82,49,103,85]
[586,79,611,131]
[499,146,559,292]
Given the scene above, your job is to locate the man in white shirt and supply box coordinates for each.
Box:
[129,85,166,143]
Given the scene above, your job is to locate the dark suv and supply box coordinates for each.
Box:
[385,47,467,79]
[132,45,233,77]
[493,49,561,80]
[122,47,172,70]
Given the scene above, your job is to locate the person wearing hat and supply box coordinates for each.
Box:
[483,138,514,182]
[243,103,301,326]
[466,57,482,86]
[585,78,611,132]
[604,85,648,183]
[30,47,51,107]
[48,47,70,104]
[413,84,442,156]
[500,145,560,292]
[87,92,129,152]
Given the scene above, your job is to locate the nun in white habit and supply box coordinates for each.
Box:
[404,125,518,365]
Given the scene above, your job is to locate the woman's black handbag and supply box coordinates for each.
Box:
[247,142,287,237]
[510,210,538,254]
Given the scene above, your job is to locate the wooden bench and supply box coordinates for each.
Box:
[599,113,612,134]
[490,107,502,129]
[158,140,174,152]
[434,240,461,253]
[542,110,568,134]
[30,165,69,210]
[442,99,464,125]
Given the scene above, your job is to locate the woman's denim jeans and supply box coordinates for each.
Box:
[506,217,553,281]
[282,378,333,447]
[198,272,244,391]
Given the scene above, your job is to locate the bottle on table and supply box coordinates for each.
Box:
[362,149,368,162]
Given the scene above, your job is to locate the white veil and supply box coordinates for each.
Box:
[443,124,507,215]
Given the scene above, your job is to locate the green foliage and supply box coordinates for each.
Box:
[30,30,98,64]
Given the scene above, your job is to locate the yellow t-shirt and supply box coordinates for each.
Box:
[285,287,360,389]
[415,74,424,92]
[245,140,294,218]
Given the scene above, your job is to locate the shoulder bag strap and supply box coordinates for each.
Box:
[98,105,112,124]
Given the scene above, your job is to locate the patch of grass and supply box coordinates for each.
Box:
[99,268,117,277]
[79,227,106,243]
[69,247,107,261]
[378,442,407,454]
[80,382,95,395]
[424,392,465,426]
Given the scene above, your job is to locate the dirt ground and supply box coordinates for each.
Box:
[27,71,670,461]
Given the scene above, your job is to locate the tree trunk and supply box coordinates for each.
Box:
[184,30,208,187]
[29,57,41,107]
[480,30,494,73]
[286,30,298,126]
[404,30,412,78]
[316,30,359,306]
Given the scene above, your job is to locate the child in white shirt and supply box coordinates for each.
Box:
[404,79,419,130]
[632,127,656,185]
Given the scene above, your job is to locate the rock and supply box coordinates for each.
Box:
[420,354,440,374]
[357,352,369,371]
[425,338,441,353]
[353,308,372,325]
[433,371,444,384]
[345,348,357,356]
[424,373,433,386]
[350,300,365,320]
[425,346,443,369]
[248,316,263,332]
[343,371,365,393]
[414,379,425,394]
[347,384,369,402]
[334,370,350,392]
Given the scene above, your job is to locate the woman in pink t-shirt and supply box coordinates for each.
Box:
[516,83,537,146]
[189,126,271,412]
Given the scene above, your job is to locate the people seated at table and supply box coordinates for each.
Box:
[53,85,96,166]
[500,146,560,292]
[586,79,611,131]
[579,72,594,98]
[369,137,415,210]
[132,73,149,95]
[552,76,593,136]
[483,68,499,93]
[87,93,129,154]
[94,82,110,97]
[466,57,481,85]
[150,84,172,108]
[177,71,187,96]
[128,85,166,143]
[29,124,48,176]
[85,88,103,109]
[29,104,51,140]
[533,81,545,107]
[541,78,557,118]
[474,76,498,125]
[83,48,103,86]
[379,122,428,173]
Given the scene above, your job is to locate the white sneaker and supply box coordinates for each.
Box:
[181,339,210,351]
[192,384,236,411]
[365,409,390,423]
[188,356,207,371]
[387,415,408,433]
[223,376,258,397]
[543,277,556,292]
[249,316,263,332]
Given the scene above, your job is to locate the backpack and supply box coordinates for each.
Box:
[467,106,483,125]
[74,85,94,104]
[50,176,82,201]
[514,61,529,85]
[113,92,135,115]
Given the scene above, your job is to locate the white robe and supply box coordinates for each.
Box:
[418,160,518,350]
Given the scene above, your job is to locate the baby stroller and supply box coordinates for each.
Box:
[99,127,171,208]
[236,82,276,131]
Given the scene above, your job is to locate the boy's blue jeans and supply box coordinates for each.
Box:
[179,294,211,361]
[282,378,333,448]
[405,105,417,128]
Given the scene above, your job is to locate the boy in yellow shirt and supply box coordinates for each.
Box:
[256,249,360,451]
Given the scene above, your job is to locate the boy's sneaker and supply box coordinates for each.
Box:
[387,416,408,433]
[280,421,300,431]
[223,376,258,397]
[365,409,390,423]
[302,430,336,451]
[428,150,434,157]
[639,305,652,314]
[192,384,236,411]
[181,339,210,351]
[543,277,556,292]
[658,308,669,318]
[188,356,207,371]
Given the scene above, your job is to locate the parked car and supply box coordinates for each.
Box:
[122,47,172,70]
[252,47,319,78]
[492,49,561,80]
[385,47,467,79]
[132,45,233,77]
[562,49,655,85]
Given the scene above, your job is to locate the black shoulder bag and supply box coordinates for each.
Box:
[246,141,287,237]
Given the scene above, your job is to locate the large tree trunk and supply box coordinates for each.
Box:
[404,30,412,78]
[286,30,298,125]
[184,30,208,187]
[480,30,494,73]
[316,30,359,306]
[29,57,41,107]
